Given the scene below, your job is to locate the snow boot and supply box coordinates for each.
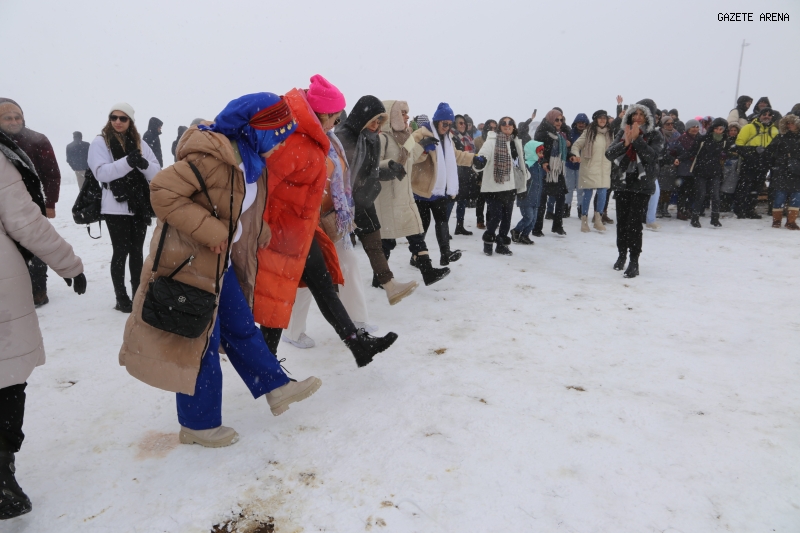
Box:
[602,213,614,225]
[623,257,640,278]
[710,214,722,227]
[0,451,31,520]
[510,229,521,243]
[440,249,462,266]
[409,255,418,268]
[482,231,495,256]
[345,330,399,368]
[772,209,783,228]
[382,278,418,306]
[593,212,606,232]
[787,208,800,230]
[613,252,627,271]
[495,238,513,256]
[518,233,534,245]
[454,223,472,236]
[265,376,322,415]
[179,426,240,448]
[416,254,450,286]
[690,215,701,228]
[580,215,590,233]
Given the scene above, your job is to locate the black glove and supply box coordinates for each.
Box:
[387,160,406,181]
[473,156,487,170]
[418,136,439,147]
[126,150,143,168]
[136,156,149,170]
[64,273,87,295]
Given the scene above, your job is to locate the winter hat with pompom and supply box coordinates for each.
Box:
[306,74,346,114]
[109,102,135,122]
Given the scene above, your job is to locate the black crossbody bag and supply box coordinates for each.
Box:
[141,162,234,338]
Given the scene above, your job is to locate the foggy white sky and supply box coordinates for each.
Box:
[2,0,798,176]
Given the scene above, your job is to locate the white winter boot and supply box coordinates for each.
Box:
[580,215,590,233]
[179,425,239,448]
[593,212,607,232]
[266,376,322,416]
[382,278,418,306]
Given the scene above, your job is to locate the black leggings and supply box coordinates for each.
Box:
[615,191,649,258]
[104,215,148,300]
[261,237,357,354]
[416,197,451,256]
[0,383,26,453]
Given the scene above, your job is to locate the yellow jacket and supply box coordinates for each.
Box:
[736,119,778,148]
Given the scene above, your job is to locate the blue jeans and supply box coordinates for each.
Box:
[176,267,290,430]
[647,180,660,223]
[564,167,580,209]
[773,190,800,209]
[580,188,607,218]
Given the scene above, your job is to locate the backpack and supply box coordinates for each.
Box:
[72,168,103,238]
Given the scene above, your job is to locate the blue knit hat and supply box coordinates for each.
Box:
[433,102,455,122]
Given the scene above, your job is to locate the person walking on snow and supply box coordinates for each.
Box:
[569,110,613,233]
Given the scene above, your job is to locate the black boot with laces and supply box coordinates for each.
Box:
[345,330,399,368]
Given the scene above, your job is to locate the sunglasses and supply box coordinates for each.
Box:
[487,126,497,131]
[109,114,129,123]
[440,121,452,128]
[554,118,564,123]
[499,120,514,127]
[664,122,674,126]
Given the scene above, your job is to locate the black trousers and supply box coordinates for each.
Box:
[533,187,565,232]
[104,214,148,301]
[261,237,357,354]
[484,192,515,239]
[694,175,721,215]
[0,383,26,453]
[27,256,48,295]
[416,197,451,257]
[734,167,766,216]
[615,191,649,258]
[476,193,487,223]
[677,177,695,214]
[382,233,429,260]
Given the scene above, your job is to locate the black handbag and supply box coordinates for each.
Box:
[141,162,233,338]
[72,169,103,238]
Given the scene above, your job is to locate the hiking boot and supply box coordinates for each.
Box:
[345,330,398,368]
[265,376,322,415]
[476,221,486,229]
[0,451,32,520]
[552,226,567,236]
[416,255,450,286]
[382,279,418,305]
[531,230,545,238]
[179,426,239,448]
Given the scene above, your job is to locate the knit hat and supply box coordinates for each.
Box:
[660,116,673,126]
[592,110,608,121]
[306,74,346,114]
[685,119,700,129]
[415,114,431,131]
[710,117,728,130]
[432,102,455,122]
[109,102,135,122]
[0,98,23,119]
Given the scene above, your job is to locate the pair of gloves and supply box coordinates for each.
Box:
[64,273,87,295]
[416,136,488,170]
[126,150,149,170]
[386,160,406,180]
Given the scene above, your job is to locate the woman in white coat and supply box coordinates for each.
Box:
[88,103,160,313]
[569,110,613,232]
[0,132,86,519]
[477,116,529,256]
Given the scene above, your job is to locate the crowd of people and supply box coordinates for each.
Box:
[1,82,798,519]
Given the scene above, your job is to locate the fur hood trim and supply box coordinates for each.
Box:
[779,113,800,135]
[621,104,655,134]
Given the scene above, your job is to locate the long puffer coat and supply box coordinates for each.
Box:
[0,145,83,389]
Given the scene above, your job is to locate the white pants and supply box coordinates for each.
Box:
[284,238,369,341]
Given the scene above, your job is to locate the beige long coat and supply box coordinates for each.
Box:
[0,150,83,389]
[570,129,613,189]
[374,100,427,239]
[119,127,270,395]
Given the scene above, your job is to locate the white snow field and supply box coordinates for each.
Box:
[5,182,800,533]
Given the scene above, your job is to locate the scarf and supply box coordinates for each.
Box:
[200,93,296,184]
[493,132,512,184]
[582,126,611,160]
[107,132,153,218]
[349,129,380,188]
[452,130,475,153]
[546,131,567,183]
[432,133,459,196]
[326,131,355,246]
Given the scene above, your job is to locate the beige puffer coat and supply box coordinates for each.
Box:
[570,128,612,189]
[374,100,427,239]
[0,150,83,389]
[118,127,270,395]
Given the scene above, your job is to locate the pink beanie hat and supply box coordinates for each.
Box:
[306,74,346,114]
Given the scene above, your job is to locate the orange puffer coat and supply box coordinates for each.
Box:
[254,89,342,329]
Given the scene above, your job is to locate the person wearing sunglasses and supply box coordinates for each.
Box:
[605,99,664,278]
[532,109,570,236]
[411,103,485,265]
[474,120,497,229]
[87,103,161,312]
[450,114,479,236]
[734,106,779,219]
[476,116,529,255]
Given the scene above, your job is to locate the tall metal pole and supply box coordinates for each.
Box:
[735,39,750,105]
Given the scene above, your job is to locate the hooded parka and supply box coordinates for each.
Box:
[767,114,800,193]
[605,102,664,195]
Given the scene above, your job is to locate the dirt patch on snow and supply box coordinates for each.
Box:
[135,431,179,460]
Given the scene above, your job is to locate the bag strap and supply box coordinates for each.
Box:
[86,220,102,240]
[151,221,170,275]
[187,161,218,218]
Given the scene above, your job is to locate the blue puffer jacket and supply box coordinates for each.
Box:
[566,113,589,170]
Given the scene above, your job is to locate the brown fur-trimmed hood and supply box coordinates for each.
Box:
[779,113,800,135]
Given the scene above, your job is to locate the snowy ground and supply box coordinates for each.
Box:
[6,182,800,533]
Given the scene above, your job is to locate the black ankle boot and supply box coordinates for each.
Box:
[416,255,450,286]
[371,274,383,289]
[691,215,701,228]
[624,257,639,278]
[613,252,627,271]
[710,214,722,227]
[0,451,32,520]
[345,330,399,368]
[510,229,521,243]
[440,249,462,266]
[454,223,472,236]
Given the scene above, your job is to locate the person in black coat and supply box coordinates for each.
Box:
[66,131,90,189]
[532,109,569,236]
[767,114,800,229]
[142,116,163,167]
[605,99,664,278]
[669,109,686,134]
[747,97,772,121]
[688,117,737,228]
[171,125,188,162]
